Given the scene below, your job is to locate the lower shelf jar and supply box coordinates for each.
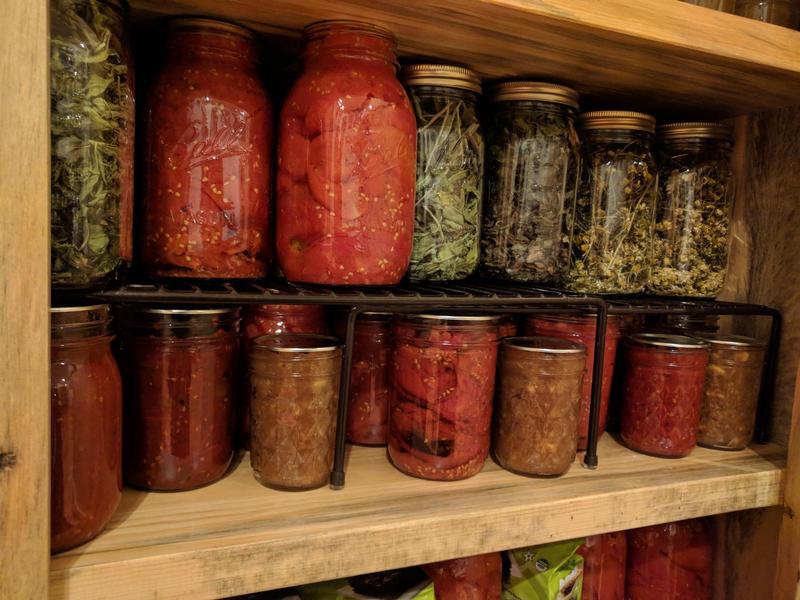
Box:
[249,334,342,490]
[620,334,709,458]
[51,305,122,553]
[422,552,502,600]
[493,336,586,477]
[578,532,627,600]
[119,307,239,491]
[389,313,500,480]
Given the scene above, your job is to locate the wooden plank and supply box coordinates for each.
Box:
[49,438,785,600]
[127,0,800,116]
[0,0,51,598]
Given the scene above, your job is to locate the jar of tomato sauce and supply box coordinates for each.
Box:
[523,314,621,449]
[51,305,122,553]
[276,20,416,285]
[119,307,239,490]
[578,532,627,600]
[620,334,709,458]
[389,314,500,480]
[626,519,712,600]
[423,553,502,600]
[142,18,272,279]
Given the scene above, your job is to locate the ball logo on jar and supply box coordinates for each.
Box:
[172,101,252,170]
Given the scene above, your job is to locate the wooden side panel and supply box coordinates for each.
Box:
[0,0,51,598]
[775,370,800,600]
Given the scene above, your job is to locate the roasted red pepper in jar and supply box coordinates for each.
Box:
[389,314,499,480]
[578,532,627,600]
[142,18,272,278]
[423,552,502,600]
[276,21,416,285]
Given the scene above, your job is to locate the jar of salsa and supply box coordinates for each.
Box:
[696,334,767,450]
[119,307,239,490]
[423,553,502,600]
[578,532,627,600]
[621,334,709,458]
[626,519,712,600]
[249,334,342,490]
[51,305,122,553]
[389,314,500,480]
[523,314,621,450]
[141,18,272,279]
[493,337,586,477]
[276,20,416,285]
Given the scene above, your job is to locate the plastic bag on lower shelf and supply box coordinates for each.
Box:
[503,539,585,600]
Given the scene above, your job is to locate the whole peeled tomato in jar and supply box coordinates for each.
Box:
[578,532,627,600]
[276,20,417,285]
[141,18,272,279]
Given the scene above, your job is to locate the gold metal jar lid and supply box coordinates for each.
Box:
[487,81,579,109]
[401,64,481,93]
[581,110,657,134]
[303,20,396,44]
[659,122,733,142]
[504,336,586,354]
[169,17,256,39]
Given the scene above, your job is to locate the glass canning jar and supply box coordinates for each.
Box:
[51,305,122,553]
[578,532,627,600]
[119,307,239,491]
[481,82,581,283]
[493,337,586,477]
[50,0,134,288]
[649,123,734,298]
[567,111,658,294]
[735,0,800,27]
[401,65,484,281]
[389,313,500,480]
[423,553,502,600]
[142,18,272,279]
[620,334,709,458]
[276,20,416,285]
[249,334,342,490]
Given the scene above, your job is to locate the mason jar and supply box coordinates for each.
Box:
[578,532,627,600]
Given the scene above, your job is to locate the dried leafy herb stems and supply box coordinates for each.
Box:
[402,65,484,281]
[649,122,734,298]
[567,111,658,294]
[481,82,581,283]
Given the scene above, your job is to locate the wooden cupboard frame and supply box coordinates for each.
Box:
[2,1,800,598]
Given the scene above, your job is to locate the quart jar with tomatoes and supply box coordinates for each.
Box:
[142,18,272,279]
[578,532,627,600]
[276,21,417,285]
[51,305,122,553]
[389,314,500,480]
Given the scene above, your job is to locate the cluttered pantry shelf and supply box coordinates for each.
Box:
[49,437,785,600]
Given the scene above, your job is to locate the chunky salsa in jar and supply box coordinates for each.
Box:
[578,532,627,600]
[423,553,502,600]
[621,334,709,458]
[142,18,272,278]
[389,314,499,480]
[523,314,621,449]
[51,305,122,553]
[276,21,416,285]
[119,307,239,490]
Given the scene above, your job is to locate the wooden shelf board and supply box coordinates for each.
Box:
[128,0,800,116]
[50,437,785,600]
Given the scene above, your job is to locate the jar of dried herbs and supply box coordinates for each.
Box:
[566,111,658,294]
[51,0,135,288]
[649,123,734,298]
[402,65,484,281]
[480,82,581,283]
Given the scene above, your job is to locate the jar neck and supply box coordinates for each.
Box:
[408,85,480,103]
[303,26,397,69]
[584,128,654,147]
[167,29,258,66]
[492,100,577,118]
[660,138,732,161]
[52,334,114,350]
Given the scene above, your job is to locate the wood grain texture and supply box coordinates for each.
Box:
[0,0,50,598]
[49,438,784,600]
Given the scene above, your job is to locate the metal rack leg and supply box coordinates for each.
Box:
[330,306,360,489]
[583,299,608,469]
[756,310,782,444]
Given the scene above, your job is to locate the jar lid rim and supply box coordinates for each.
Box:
[169,16,256,39]
[659,121,733,142]
[581,110,656,133]
[487,81,579,108]
[131,307,239,315]
[692,333,766,348]
[252,333,342,352]
[401,64,482,93]
[404,312,503,323]
[504,336,586,354]
[303,20,397,44]
[51,303,110,313]
[627,333,708,349]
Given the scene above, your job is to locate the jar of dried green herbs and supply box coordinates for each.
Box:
[649,123,734,298]
[480,82,581,283]
[566,111,657,294]
[402,65,484,281]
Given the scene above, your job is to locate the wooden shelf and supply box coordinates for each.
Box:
[50,437,785,600]
[128,0,800,116]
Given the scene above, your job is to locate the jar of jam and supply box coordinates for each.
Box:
[276,20,416,285]
[523,314,621,450]
[51,305,122,553]
[423,553,502,600]
[493,337,586,477]
[696,334,767,450]
[620,334,709,458]
[389,313,500,480]
[626,519,712,600]
[249,334,342,490]
[578,532,627,600]
[119,307,239,490]
[141,18,272,279]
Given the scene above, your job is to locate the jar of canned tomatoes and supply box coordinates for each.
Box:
[578,532,627,600]
[276,20,416,285]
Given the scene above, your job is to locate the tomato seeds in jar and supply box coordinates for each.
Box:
[578,532,627,600]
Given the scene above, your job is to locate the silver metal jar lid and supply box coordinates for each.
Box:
[692,333,766,349]
[403,311,503,324]
[627,333,707,349]
[503,336,586,354]
[252,333,341,353]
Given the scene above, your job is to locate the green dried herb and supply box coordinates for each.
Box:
[407,88,483,281]
[51,0,133,286]
[481,104,580,282]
